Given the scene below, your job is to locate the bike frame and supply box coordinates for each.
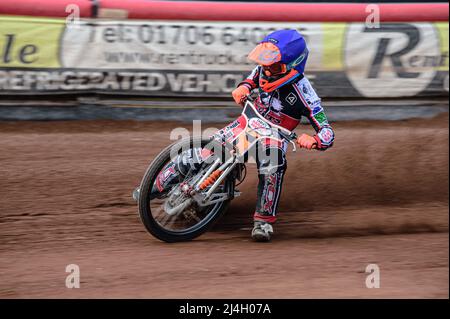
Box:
[192,98,298,204]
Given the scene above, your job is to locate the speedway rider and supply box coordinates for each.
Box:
[153,29,335,242]
[230,29,335,241]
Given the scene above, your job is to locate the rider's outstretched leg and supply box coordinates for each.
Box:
[150,147,205,197]
[150,116,242,198]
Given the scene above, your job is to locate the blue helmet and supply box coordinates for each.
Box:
[248,29,309,92]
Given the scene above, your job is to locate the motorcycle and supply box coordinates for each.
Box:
[133,96,302,242]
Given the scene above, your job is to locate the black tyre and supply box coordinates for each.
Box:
[138,137,233,243]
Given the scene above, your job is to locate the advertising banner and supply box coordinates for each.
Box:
[0,16,448,98]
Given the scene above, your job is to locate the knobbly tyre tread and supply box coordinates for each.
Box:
[138,136,232,243]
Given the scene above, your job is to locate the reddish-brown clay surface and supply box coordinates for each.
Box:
[0,114,448,298]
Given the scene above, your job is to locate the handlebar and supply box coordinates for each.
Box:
[244,93,255,103]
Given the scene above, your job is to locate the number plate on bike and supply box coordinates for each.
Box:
[248,118,272,136]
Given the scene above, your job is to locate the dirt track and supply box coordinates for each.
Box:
[0,114,448,298]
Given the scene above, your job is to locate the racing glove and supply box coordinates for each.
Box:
[232,85,250,106]
[297,134,318,150]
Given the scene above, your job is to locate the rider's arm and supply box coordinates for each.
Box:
[238,66,261,90]
[302,103,335,150]
[293,79,334,150]
[232,66,261,105]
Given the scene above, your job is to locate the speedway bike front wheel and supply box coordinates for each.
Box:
[138,137,239,243]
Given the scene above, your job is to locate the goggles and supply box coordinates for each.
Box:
[262,63,288,77]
